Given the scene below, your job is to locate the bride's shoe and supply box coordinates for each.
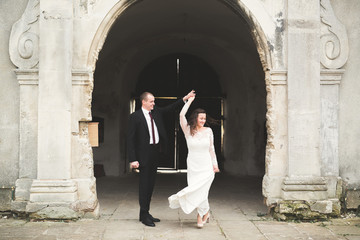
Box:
[202,212,210,224]
[197,214,204,228]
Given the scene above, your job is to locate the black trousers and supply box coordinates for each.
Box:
[139,144,160,219]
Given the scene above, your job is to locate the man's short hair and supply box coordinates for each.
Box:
[140,92,153,102]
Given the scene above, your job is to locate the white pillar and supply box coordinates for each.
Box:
[320,69,344,198]
[282,0,327,200]
[262,70,288,205]
[11,70,39,212]
[28,0,77,213]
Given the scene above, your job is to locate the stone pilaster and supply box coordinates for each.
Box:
[27,0,78,219]
[263,70,288,205]
[319,0,348,201]
[71,69,99,218]
[320,69,344,198]
[283,0,327,200]
[8,0,41,213]
[11,70,38,212]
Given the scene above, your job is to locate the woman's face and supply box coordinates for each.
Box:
[196,113,206,128]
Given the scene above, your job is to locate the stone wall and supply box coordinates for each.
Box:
[332,0,360,209]
[0,0,28,211]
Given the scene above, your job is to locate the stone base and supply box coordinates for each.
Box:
[29,180,77,202]
[281,176,328,201]
[25,201,100,220]
[0,188,13,211]
[26,202,80,220]
[11,178,33,212]
[11,200,28,213]
[26,179,79,219]
[262,175,285,206]
[9,178,100,219]
[345,189,360,210]
[14,179,33,201]
[272,199,341,221]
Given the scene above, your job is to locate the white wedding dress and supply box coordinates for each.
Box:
[168,102,218,217]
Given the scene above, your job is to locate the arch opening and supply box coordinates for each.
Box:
[91,0,268,179]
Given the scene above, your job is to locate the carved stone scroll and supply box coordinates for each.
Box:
[320,0,349,69]
[9,0,40,69]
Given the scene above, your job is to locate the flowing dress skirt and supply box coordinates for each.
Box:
[168,134,215,217]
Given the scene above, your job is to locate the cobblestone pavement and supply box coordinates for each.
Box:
[1,174,360,240]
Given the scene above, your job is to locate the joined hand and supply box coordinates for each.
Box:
[184,90,196,101]
[130,161,139,169]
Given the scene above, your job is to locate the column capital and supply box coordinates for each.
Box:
[14,69,39,85]
[320,69,345,85]
[269,70,287,85]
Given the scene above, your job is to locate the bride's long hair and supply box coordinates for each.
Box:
[188,108,219,136]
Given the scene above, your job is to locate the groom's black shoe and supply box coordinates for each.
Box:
[140,217,155,227]
[149,214,160,222]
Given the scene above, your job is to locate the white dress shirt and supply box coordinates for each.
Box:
[142,107,159,144]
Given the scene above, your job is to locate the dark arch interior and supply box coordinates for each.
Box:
[136,53,221,97]
[92,0,266,177]
[134,53,223,171]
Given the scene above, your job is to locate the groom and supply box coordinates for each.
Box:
[127,90,195,227]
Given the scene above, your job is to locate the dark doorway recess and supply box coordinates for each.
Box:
[132,53,224,171]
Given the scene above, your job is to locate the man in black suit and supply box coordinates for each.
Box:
[127,90,195,227]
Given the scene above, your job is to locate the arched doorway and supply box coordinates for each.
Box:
[91,0,267,179]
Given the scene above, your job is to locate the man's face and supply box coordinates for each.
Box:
[142,94,155,111]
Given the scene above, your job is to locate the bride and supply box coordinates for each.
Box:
[168,95,220,228]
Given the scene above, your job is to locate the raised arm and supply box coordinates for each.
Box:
[157,90,196,113]
[179,96,195,136]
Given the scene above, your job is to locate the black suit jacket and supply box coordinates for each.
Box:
[127,99,185,167]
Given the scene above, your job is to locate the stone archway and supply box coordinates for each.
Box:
[9,0,286,219]
[83,0,348,219]
[86,0,282,209]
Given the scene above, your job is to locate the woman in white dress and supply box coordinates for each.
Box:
[168,96,220,228]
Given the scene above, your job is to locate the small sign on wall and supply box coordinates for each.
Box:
[88,122,99,147]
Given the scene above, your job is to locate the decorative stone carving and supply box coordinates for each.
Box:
[320,0,349,69]
[9,0,39,69]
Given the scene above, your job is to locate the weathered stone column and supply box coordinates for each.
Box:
[282,0,327,201]
[320,70,343,200]
[27,0,78,219]
[8,0,40,213]
[319,0,348,204]
[11,70,39,212]
[262,70,288,205]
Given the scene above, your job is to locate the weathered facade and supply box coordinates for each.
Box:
[0,0,359,219]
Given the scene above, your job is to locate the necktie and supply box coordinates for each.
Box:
[149,111,156,144]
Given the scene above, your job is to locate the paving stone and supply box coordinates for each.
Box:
[254,221,301,235]
[326,225,360,235]
[289,222,338,236]
[345,236,360,240]
[1,175,360,240]
[103,229,144,240]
